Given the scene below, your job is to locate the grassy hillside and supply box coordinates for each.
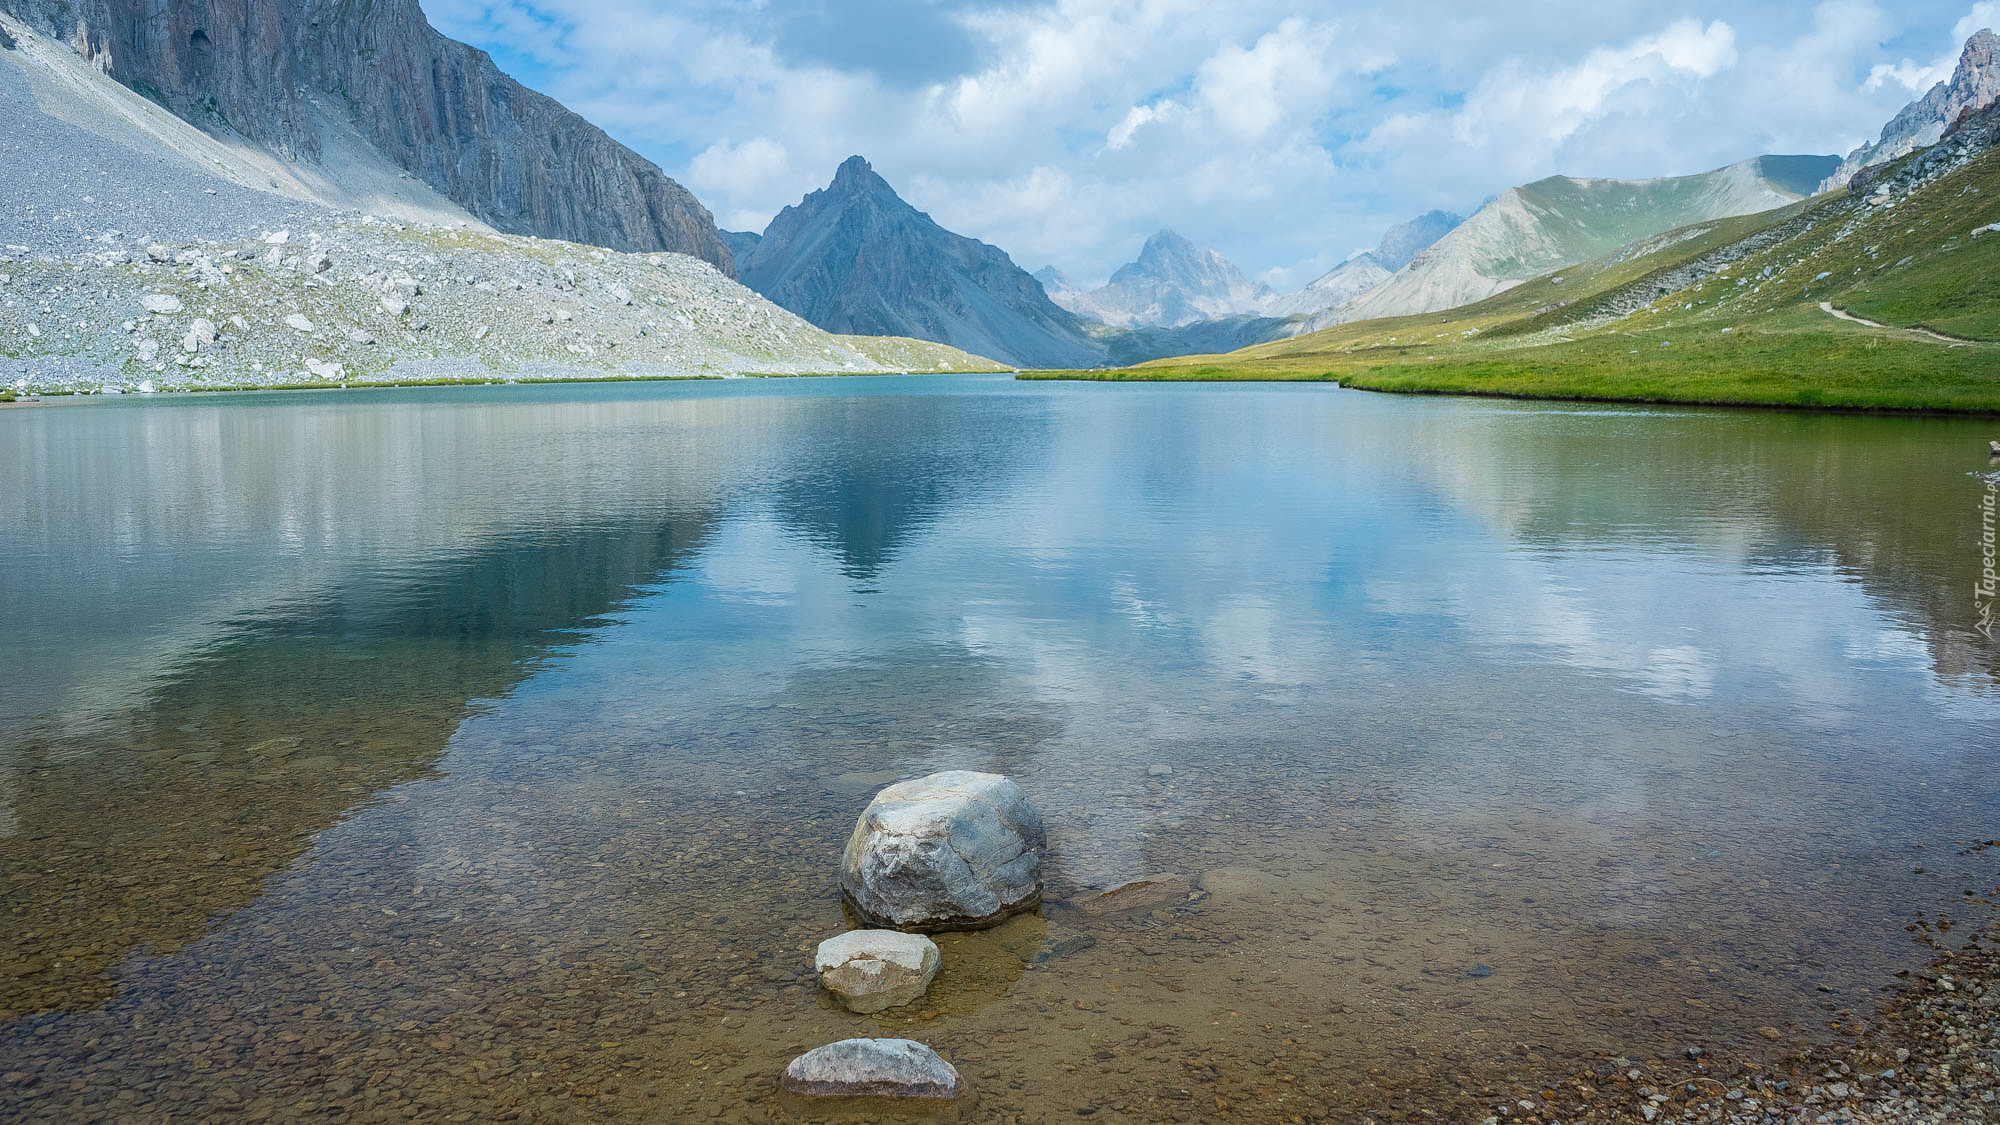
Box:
[1027,124,2000,413]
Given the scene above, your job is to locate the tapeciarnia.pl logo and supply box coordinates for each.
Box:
[1980,475,1998,640]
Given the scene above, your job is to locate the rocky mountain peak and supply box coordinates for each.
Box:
[829,155,892,196]
[735,159,1102,369]
[1821,28,2000,192]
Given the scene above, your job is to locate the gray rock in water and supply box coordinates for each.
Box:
[815,930,941,1014]
[780,1038,967,1100]
[840,771,1044,933]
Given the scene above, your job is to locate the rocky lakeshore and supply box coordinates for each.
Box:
[1475,923,2000,1125]
[0,218,1006,393]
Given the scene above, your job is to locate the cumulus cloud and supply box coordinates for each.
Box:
[421,0,1986,287]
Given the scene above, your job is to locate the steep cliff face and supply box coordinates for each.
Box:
[739,157,1103,369]
[0,0,733,273]
[1822,30,1999,192]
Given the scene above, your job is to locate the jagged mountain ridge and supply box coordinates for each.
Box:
[737,157,1102,369]
[1314,154,1838,330]
[0,0,734,273]
[1048,231,1272,328]
[1821,29,1999,192]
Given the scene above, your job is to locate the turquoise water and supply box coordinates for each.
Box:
[2,375,1997,1122]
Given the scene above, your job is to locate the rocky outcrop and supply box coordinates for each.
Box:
[780,1039,968,1101]
[1052,230,1272,328]
[1822,30,2000,193]
[738,157,1102,369]
[840,771,1045,933]
[814,930,941,1013]
[0,0,732,272]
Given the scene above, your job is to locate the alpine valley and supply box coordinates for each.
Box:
[0,3,1996,411]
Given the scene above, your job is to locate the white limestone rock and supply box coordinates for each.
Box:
[780,1039,966,1101]
[141,294,183,315]
[814,930,941,1014]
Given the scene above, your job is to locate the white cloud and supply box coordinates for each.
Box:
[1107,101,1179,151]
[1430,20,1740,157]
[423,0,1982,288]
[1956,1,2000,41]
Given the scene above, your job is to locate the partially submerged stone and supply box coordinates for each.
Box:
[781,1038,966,1100]
[1067,874,1193,918]
[840,771,1044,933]
[815,930,941,1014]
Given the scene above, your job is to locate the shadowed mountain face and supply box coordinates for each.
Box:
[0,0,734,272]
[737,157,1102,368]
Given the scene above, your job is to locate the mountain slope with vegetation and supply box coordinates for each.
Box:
[1315,156,1838,331]
[1026,102,2000,414]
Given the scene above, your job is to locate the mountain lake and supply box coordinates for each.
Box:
[2,374,1997,1122]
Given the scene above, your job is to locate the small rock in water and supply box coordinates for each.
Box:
[1068,875,1192,918]
[1147,764,1173,777]
[780,1038,967,1101]
[1467,963,1495,979]
[841,771,1045,933]
[815,930,941,1014]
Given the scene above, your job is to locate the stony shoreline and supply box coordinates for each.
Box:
[1485,922,1998,1125]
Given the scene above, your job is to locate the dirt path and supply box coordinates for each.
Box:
[1819,301,1976,346]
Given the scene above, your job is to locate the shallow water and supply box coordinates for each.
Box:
[2,375,1998,1123]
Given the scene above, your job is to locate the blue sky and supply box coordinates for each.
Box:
[420,1,2000,288]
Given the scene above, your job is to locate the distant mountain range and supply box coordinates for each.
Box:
[1822,30,2000,192]
[730,157,1101,369]
[3,0,1993,384]
[1261,211,1465,319]
[1044,230,1273,328]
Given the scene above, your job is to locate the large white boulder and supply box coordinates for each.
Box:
[780,1039,966,1101]
[815,930,941,1014]
[840,771,1044,933]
